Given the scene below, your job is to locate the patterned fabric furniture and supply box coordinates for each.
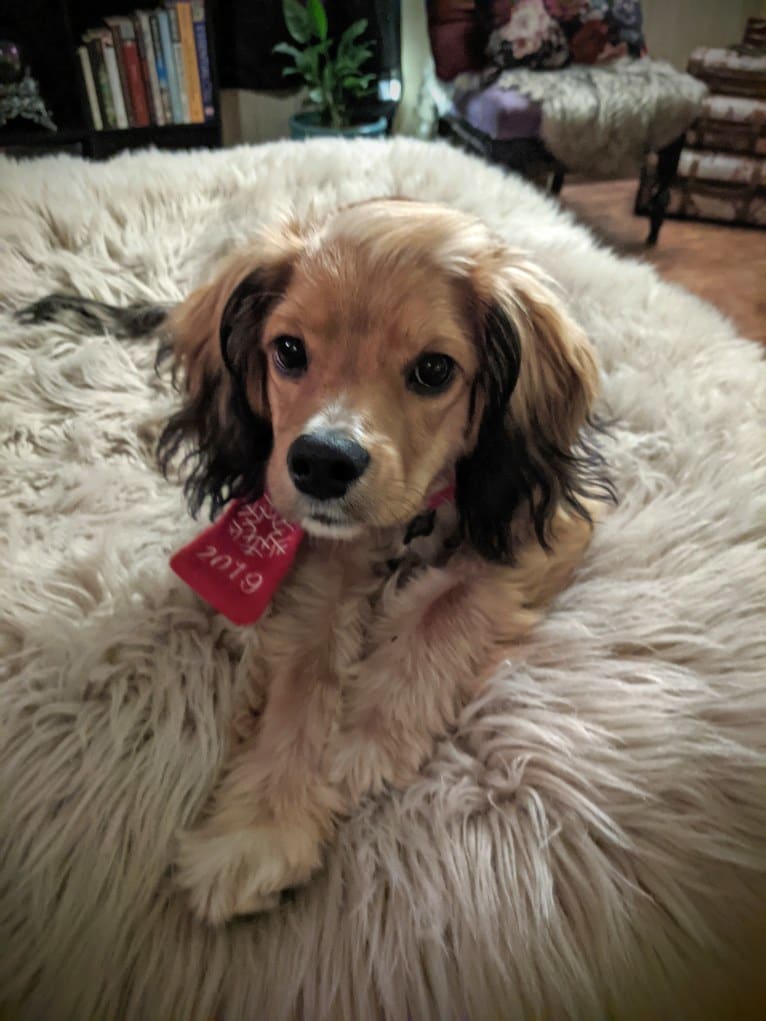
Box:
[427,0,707,243]
[637,21,766,229]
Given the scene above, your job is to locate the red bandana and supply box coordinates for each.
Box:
[170,485,455,626]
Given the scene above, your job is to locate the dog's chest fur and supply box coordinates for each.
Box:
[237,503,473,725]
[268,503,459,665]
[229,501,491,796]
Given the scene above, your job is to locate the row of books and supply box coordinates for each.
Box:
[77,2,215,132]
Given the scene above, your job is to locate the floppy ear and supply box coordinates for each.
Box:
[157,247,293,519]
[456,256,608,561]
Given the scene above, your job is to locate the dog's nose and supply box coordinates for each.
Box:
[287,432,370,501]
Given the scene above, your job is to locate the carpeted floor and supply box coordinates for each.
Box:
[1,141,765,1021]
[561,179,766,347]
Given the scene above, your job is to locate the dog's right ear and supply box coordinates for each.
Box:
[157,245,295,519]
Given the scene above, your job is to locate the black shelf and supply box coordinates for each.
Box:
[1,0,222,160]
[88,119,221,158]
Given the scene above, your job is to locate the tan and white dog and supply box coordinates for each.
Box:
[21,199,610,925]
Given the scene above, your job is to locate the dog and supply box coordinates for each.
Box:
[19,198,610,925]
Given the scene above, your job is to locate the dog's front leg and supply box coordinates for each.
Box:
[176,663,345,924]
[332,509,593,803]
[329,564,508,802]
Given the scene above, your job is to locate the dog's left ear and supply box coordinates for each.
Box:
[157,238,297,519]
[456,256,604,561]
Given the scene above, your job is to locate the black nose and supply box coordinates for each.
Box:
[287,432,370,501]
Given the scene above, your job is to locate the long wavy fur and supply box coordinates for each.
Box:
[456,298,613,562]
[157,268,291,520]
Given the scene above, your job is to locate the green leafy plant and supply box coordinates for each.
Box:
[274,0,376,129]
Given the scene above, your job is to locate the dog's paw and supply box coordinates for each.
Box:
[330,733,398,801]
[331,725,435,801]
[175,820,323,925]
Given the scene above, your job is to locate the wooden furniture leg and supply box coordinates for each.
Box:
[638,133,685,245]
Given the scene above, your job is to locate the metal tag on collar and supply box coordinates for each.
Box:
[404,483,456,546]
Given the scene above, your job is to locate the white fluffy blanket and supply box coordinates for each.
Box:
[455,58,707,177]
[0,139,765,1021]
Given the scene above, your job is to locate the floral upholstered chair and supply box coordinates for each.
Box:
[425,0,707,242]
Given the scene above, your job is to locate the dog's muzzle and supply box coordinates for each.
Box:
[287,431,370,501]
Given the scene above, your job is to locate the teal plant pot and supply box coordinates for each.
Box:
[289,111,388,140]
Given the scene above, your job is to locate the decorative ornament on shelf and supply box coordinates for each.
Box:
[0,36,56,132]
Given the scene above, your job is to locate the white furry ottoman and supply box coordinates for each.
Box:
[1,140,765,1021]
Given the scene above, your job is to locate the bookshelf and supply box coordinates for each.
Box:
[1,0,221,159]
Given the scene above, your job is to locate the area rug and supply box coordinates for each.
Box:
[0,139,765,1021]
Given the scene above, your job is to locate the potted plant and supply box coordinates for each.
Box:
[274,0,388,139]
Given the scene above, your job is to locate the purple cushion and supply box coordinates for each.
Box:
[452,84,543,140]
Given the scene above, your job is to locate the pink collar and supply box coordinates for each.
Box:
[170,484,455,626]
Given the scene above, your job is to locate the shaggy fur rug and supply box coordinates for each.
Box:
[455,58,707,177]
[0,139,765,1021]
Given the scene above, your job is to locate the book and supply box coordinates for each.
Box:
[77,46,103,131]
[103,17,134,126]
[149,12,174,125]
[156,8,183,124]
[175,1,204,123]
[104,17,151,128]
[191,0,215,121]
[165,4,191,123]
[96,28,129,129]
[83,31,117,129]
[133,11,164,126]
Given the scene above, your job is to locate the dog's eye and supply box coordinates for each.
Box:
[408,353,456,395]
[273,335,308,377]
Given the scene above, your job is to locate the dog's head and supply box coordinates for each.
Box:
[159,199,603,559]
